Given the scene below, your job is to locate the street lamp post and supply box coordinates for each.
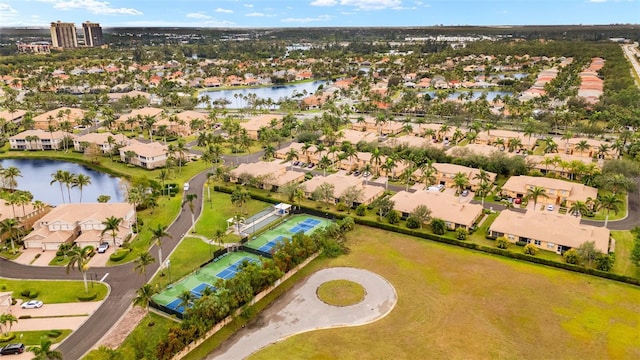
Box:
[165,259,172,284]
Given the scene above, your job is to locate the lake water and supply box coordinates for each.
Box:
[198,80,328,109]
[0,159,125,206]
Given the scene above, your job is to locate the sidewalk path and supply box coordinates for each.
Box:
[207,267,397,360]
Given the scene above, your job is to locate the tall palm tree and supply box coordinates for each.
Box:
[285,148,298,171]
[3,166,21,191]
[318,155,332,177]
[28,337,63,360]
[177,289,194,315]
[369,147,383,177]
[133,252,156,282]
[101,216,123,247]
[66,245,93,293]
[452,172,470,199]
[0,218,20,254]
[72,173,91,203]
[597,193,622,227]
[132,284,158,314]
[58,170,75,203]
[150,224,172,273]
[526,186,548,210]
[568,200,589,217]
[184,193,198,227]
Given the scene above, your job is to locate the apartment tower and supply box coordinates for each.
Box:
[50,21,78,48]
[82,21,104,47]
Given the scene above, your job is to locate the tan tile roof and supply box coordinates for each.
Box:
[230,161,303,186]
[10,129,75,141]
[389,190,483,228]
[119,140,168,158]
[33,107,85,124]
[36,203,134,226]
[489,210,610,252]
[240,114,283,132]
[116,107,163,123]
[0,109,27,121]
[174,110,207,122]
[502,175,597,201]
[302,173,384,203]
[74,132,128,145]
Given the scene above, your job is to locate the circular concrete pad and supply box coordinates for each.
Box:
[207,267,397,360]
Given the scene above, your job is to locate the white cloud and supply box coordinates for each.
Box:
[215,7,234,13]
[340,0,403,10]
[48,0,142,15]
[246,12,264,16]
[588,0,607,2]
[310,0,338,6]
[0,3,18,22]
[121,19,236,27]
[244,3,254,7]
[281,14,332,23]
[186,12,212,19]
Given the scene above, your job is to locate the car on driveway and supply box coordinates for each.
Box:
[461,190,469,197]
[21,300,43,309]
[97,242,110,253]
[0,343,25,355]
[547,204,555,211]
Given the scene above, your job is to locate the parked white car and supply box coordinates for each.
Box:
[21,300,43,309]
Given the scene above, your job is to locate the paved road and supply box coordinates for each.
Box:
[0,169,207,359]
[207,267,397,360]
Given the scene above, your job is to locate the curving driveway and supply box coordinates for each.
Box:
[207,267,397,360]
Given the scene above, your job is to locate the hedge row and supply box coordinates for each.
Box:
[213,186,640,287]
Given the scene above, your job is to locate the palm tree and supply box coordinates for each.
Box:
[574,140,590,155]
[101,216,123,248]
[3,166,21,191]
[150,224,172,272]
[473,169,492,206]
[597,193,622,227]
[231,186,251,215]
[177,289,194,315]
[568,200,589,217]
[285,148,298,171]
[370,147,383,177]
[28,337,63,360]
[318,155,332,177]
[132,284,158,314]
[0,218,20,254]
[72,173,91,203]
[184,193,198,227]
[134,252,156,282]
[55,170,75,203]
[66,245,93,293]
[526,186,549,210]
[452,172,470,200]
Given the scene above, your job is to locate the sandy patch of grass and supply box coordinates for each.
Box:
[316,280,366,307]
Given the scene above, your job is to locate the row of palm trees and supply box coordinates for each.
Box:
[50,170,92,203]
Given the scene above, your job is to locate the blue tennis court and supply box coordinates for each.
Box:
[192,283,216,297]
[302,218,321,226]
[258,235,288,253]
[215,257,260,280]
[166,298,186,313]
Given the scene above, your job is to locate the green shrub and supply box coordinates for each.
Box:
[523,243,538,255]
[109,249,130,262]
[335,202,348,212]
[386,210,400,224]
[355,204,367,216]
[485,234,497,240]
[19,289,38,298]
[595,254,614,271]
[455,227,468,240]
[47,330,63,338]
[34,253,41,259]
[564,249,581,264]
[77,291,98,301]
[496,237,509,249]
[28,290,40,299]
[0,333,16,342]
[406,216,420,229]
[56,250,64,256]
[18,315,30,319]
[0,283,5,291]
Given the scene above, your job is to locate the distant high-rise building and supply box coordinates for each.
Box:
[83,21,104,47]
[50,21,78,49]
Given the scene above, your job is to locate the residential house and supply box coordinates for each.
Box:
[119,140,168,169]
[501,175,597,207]
[9,129,75,150]
[115,107,164,130]
[412,163,497,191]
[489,210,610,254]
[302,173,384,205]
[0,109,27,124]
[240,114,283,140]
[275,142,305,160]
[389,190,483,230]
[385,135,431,149]
[32,107,85,130]
[22,203,135,250]
[526,153,600,179]
[476,129,536,151]
[351,117,404,135]
[73,132,129,153]
[334,129,378,145]
[555,136,616,159]
[228,161,304,191]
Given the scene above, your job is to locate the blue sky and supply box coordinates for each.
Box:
[0,0,637,28]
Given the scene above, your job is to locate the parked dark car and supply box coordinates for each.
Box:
[0,343,25,355]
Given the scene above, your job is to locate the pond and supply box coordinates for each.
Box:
[0,158,125,206]
[198,80,328,109]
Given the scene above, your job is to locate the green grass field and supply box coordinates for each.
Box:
[0,278,108,303]
[247,226,640,360]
